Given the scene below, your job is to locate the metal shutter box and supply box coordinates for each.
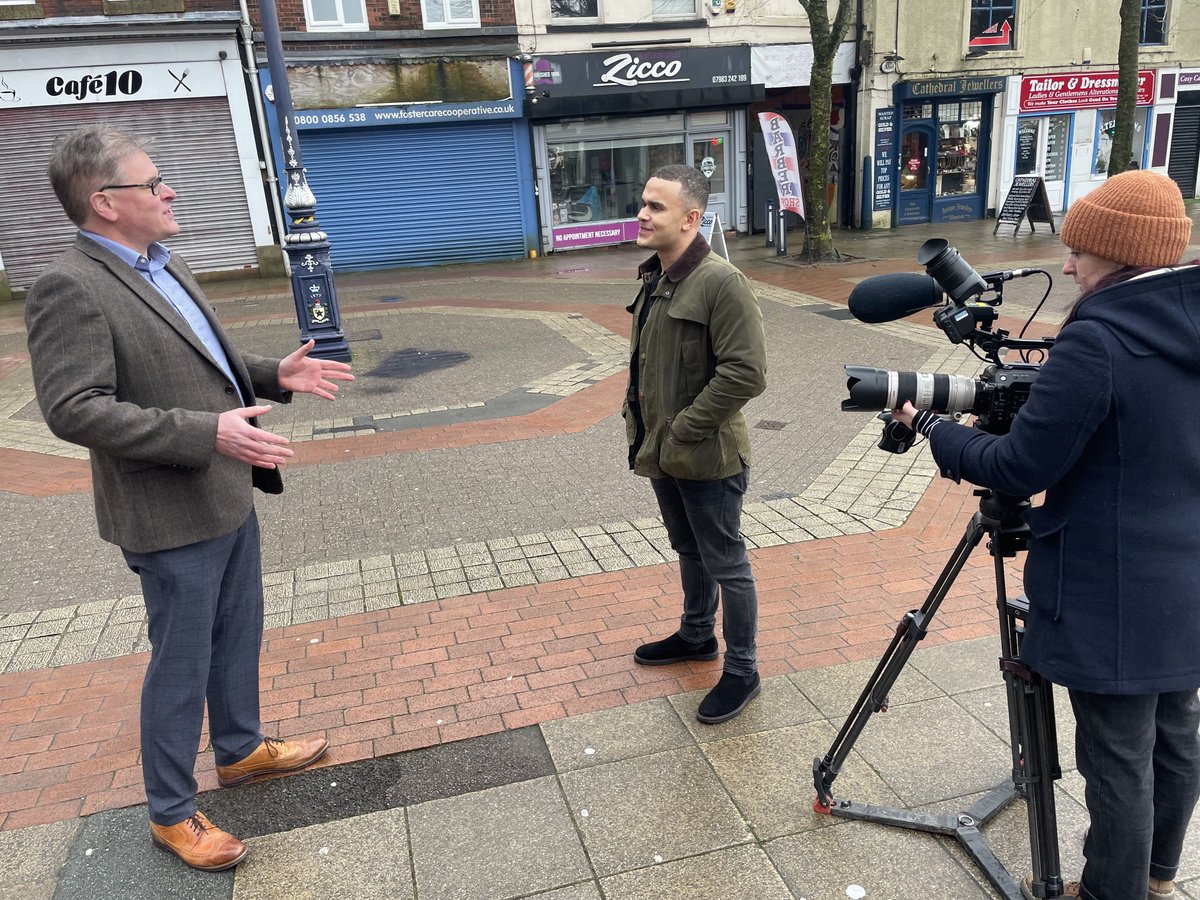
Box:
[1167,105,1200,199]
[299,121,527,271]
[0,98,258,291]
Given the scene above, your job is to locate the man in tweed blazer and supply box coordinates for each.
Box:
[25,125,354,871]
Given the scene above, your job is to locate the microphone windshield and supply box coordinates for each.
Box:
[847,273,944,324]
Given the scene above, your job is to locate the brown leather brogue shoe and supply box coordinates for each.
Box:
[149,811,247,871]
[216,735,329,787]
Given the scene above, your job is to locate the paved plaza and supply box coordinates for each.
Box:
[2,217,1199,899]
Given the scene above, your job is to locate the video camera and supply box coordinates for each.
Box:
[842,238,1054,453]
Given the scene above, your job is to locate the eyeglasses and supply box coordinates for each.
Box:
[98,175,165,196]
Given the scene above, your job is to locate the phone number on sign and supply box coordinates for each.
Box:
[710,74,748,84]
[293,112,368,125]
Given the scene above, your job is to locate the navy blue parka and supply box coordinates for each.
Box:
[927,266,1200,695]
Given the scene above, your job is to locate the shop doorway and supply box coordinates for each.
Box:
[1014,114,1071,211]
[897,123,934,224]
[689,132,730,224]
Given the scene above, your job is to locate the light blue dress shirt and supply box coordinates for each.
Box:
[82,232,248,404]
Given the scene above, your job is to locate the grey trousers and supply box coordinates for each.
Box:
[124,512,265,825]
[1070,687,1200,900]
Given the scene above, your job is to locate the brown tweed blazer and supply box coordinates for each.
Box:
[26,235,290,553]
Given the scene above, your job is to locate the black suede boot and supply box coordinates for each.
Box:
[634,633,719,666]
[697,671,761,724]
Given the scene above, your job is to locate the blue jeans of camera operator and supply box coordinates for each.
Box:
[1069,689,1200,898]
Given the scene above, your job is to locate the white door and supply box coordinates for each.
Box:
[690,133,729,224]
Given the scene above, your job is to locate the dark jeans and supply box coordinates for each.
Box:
[650,468,758,677]
[1070,687,1200,900]
[124,512,265,825]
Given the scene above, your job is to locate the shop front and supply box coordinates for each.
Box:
[260,59,537,271]
[889,76,1006,226]
[527,46,762,253]
[1166,71,1200,198]
[747,42,856,232]
[998,69,1155,214]
[0,33,272,300]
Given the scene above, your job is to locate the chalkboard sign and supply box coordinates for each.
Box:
[994,175,1057,234]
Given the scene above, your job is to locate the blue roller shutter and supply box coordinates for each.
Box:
[300,122,527,271]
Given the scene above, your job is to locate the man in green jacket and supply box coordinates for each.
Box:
[624,164,768,723]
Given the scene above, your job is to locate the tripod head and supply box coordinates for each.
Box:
[975,489,1032,556]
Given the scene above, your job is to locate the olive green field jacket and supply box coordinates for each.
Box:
[624,235,767,481]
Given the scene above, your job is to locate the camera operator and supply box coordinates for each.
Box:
[893,170,1200,900]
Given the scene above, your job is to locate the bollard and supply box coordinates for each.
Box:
[765,201,775,247]
[776,207,788,256]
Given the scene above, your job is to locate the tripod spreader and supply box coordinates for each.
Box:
[810,490,1065,899]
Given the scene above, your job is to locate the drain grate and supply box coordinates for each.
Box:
[755,420,788,431]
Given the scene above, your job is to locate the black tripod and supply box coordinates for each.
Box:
[812,489,1066,899]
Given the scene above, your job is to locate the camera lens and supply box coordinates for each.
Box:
[917,239,987,303]
[842,365,977,414]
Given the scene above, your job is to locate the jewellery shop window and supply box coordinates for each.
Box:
[903,102,934,120]
[937,101,981,197]
[547,136,685,225]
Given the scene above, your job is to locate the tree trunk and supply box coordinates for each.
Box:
[797,0,853,260]
[1108,0,1142,176]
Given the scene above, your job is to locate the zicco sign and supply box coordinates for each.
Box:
[595,54,686,88]
[531,46,752,97]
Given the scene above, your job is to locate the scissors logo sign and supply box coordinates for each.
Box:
[169,68,191,93]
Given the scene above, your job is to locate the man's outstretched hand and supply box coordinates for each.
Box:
[278,340,355,400]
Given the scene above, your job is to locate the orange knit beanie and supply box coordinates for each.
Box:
[1060,170,1192,267]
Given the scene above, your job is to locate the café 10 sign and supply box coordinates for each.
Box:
[0,60,226,108]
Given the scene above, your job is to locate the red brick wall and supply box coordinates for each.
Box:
[249,0,516,31]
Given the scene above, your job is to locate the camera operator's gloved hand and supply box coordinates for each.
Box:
[909,408,942,437]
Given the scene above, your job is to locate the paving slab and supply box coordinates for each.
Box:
[702,719,905,841]
[407,776,591,900]
[558,746,751,877]
[766,818,991,899]
[232,810,412,900]
[0,818,80,900]
[600,843,793,900]
[540,696,694,772]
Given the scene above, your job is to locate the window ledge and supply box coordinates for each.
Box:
[102,0,184,13]
[0,3,44,19]
[270,25,516,40]
[547,17,705,32]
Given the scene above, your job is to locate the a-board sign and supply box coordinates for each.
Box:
[994,175,1057,234]
[699,211,729,259]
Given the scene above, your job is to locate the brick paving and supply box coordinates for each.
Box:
[0,474,1001,831]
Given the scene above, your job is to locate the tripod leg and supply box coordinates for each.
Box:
[813,511,989,809]
[1001,654,1065,898]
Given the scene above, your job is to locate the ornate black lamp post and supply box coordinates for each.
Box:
[257,0,351,361]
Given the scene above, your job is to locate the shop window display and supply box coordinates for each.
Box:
[547,136,684,225]
[1093,108,1149,174]
[937,101,981,197]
